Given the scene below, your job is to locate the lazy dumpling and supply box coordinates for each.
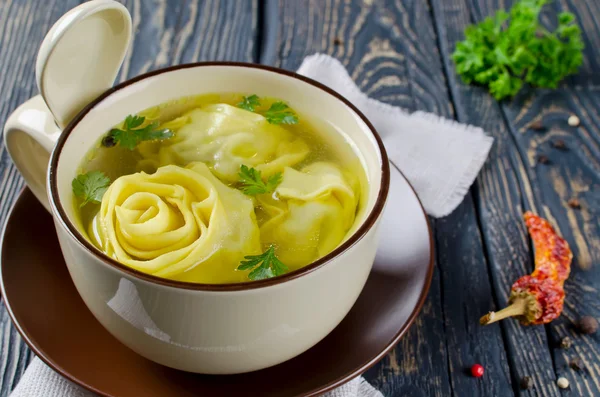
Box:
[137,104,309,183]
[257,162,359,269]
[91,162,261,283]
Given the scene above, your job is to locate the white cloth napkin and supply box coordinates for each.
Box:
[11,54,493,396]
[298,54,493,217]
[11,358,383,397]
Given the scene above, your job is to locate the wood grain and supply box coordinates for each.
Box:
[0,1,82,394]
[0,1,256,395]
[0,0,598,396]
[430,0,600,395]
[117,0,257,81]
[270,1,513,396]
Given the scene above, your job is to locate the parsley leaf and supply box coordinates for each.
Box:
[452,0,583,100]
[107,115,174,150]
[237,165,282,196]
[237,94,261,111]
[234,95,300,124]
[237,245,288,280]
[72,171,110,207]
[264,102,299,125]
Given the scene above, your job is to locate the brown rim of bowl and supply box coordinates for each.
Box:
[49,61,392,291]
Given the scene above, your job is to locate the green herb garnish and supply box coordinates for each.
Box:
[237,94,261,111]
[237,245,288,280]
[238,165,282,196]
[264,101,299,125]
[452,0,583,100]
[72,171,110,207]
[236,95,299,124]
[107,115,174,150]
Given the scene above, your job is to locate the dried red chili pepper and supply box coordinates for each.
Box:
[480,211,572,326]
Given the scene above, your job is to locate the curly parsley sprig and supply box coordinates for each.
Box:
[237,245,288,280]
[264,102,299,125]
[103,115,174,150]
[237,165,282,196]
[236,95,299,125]
[237,94,261,112]
[452,0,583,100]
[72,171,110,207]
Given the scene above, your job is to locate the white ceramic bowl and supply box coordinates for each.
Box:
[5,62,390,374]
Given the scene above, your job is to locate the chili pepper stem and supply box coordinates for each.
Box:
[480,298,527,325]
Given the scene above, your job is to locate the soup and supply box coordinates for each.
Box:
[72,93,366,284]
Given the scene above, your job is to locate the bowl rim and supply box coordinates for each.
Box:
[48,61,391,291]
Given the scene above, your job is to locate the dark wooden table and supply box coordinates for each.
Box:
[0,0,599,396]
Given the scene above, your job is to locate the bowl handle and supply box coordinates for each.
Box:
[3,96,60,212]
[36,0,132,129]
[3,0,132,213]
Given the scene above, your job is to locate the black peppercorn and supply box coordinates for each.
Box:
[520,376,533,390]
[537,155,550,164]
[552,140,568,150]
[529,120,546,131]
[569,357,584,371]
[101,134,117,148]
[568,198,581,209]
[577,316,598,334]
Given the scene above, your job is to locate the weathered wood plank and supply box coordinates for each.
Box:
[1,1,596,396]
[117,0,257,80]
[271,1,513,396]
[430,0,600,395]
[504,0,600,392]
[0,1,257,395]
[0,1,83,394]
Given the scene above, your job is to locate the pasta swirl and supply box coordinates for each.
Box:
[94,162,261,283]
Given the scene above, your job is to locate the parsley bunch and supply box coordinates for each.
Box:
[452,0,583,100]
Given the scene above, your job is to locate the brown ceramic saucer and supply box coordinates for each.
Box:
[1,166,433,397]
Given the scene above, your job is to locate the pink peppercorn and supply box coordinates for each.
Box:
[471,364,484,378]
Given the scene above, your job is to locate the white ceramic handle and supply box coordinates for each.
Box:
[3,0,131,212]
[36,0,132,129]
[3,96,60,212]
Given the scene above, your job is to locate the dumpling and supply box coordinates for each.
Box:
[92,162,261,283]
[137,104,309,183]
[257,162,359,269]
